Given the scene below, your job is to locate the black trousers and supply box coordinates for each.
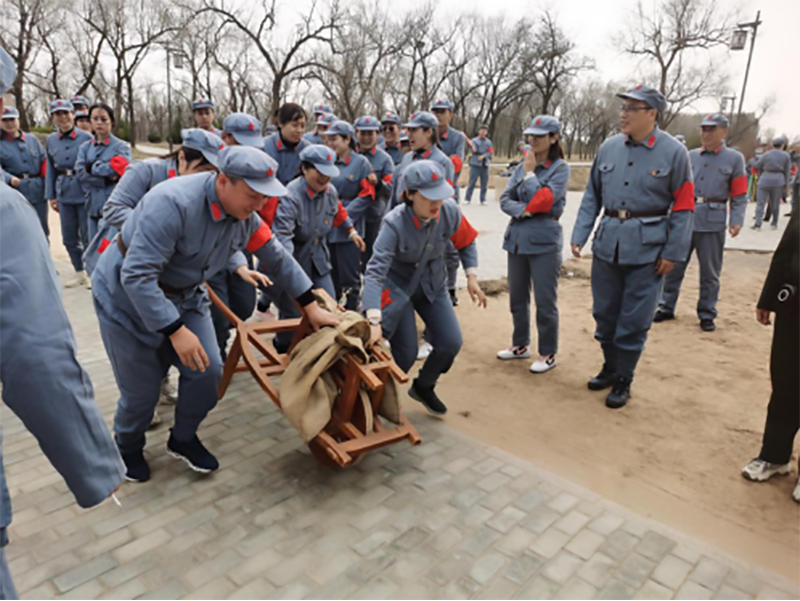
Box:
[759,310,800,465]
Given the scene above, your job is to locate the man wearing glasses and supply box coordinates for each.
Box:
[380,113,405,166]
[571,85,694,409]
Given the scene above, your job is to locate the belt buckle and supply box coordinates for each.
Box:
[617,209,631,220]
[696,197,706,204]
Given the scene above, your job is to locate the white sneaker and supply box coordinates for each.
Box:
[417,341,433,361]
[793,478,800,504]
[496,346,531,360]
[741,458,791,482]
[160,377,178,405]
[64,270,88,288]
[85,275,92,290]
[530,354,557,374]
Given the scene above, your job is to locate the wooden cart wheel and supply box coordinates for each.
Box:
[308,389,374,469]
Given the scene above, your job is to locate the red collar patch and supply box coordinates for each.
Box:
[646,134,656,148]
[168,169,176,178]
[423,149,431,159]
[211,202,223,220]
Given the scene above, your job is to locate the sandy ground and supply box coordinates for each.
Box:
[405,250,800,582]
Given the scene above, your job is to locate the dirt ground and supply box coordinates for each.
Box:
[404,250,800,582]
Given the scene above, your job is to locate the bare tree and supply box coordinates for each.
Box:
[0,0,60,128]
[531,11,593,115]
[193,0,340,117]
[618,0,737,126]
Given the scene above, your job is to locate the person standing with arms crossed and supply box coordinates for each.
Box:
[571,85,694,409]
[655,114,747,332]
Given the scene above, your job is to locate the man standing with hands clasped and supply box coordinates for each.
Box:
[571,85,694,409]
[655,114,747,332]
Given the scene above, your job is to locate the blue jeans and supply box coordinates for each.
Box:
[59,202,89,272]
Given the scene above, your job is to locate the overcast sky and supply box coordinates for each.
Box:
[418,0,796,136]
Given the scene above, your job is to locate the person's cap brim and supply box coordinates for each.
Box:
[1,115,16,120]
[199,149,220,168]
[243,177,287,197]
[418,180,454,201]
[51,108,72,114]
[523,127,550,135]
[231,132,264,147]
[315,163,339,178]
[356,125,381,132]
[616,92,658,110]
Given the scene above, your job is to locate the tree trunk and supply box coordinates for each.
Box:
[125,75,137,147]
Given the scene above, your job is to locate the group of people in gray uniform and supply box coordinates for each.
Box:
[1,42,798,597]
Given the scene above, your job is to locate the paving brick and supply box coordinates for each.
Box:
[520,504,561,535]
[541,551,583,585]
[459,525,503,557]
[111,529,171,563]
[455,503,494,530]
[450,487,487,510]
[428,551,472,586]
[304,574,358,600]
[345,552,397,585]
[689,557,730,591]
[384,553,435,587]
[564,529,606,560]
[350,576,399,600]
[636,530,676,563]
[98,577,149,600]
[52,553,117,593]
[129,507,185,537]
[351,529,397,556]
[724,570,763,596]
[756,585,797,600]
[183,549,242,588]
[477,472,512,492]
[424,525,465,556]
[616,553,657,589]
[597,578,637,600]
[517,575,561,599]
[55,578,105,600]
[389,526,432,554]
[479,487,520,513]
[495,527,538,557]
[652,554,693,590]
[598,529,639,561]
[714,584,753,600]
[469,550,509,585]
[166,506,219,536]
[577,553,617,589]
[513,489,550,513]
[100,552,159,589]
[633,579,674,600]
[529,526,572,559]
[556,577,599,600]
[546,492,580,514]
[487,506,526,534]
[228,548,283,587]
[505,551,546,585]
[181,575,236,600]
[675,580,714,600]
[553,510,591,536]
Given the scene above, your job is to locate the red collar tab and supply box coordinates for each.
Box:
[344,155,351,166]
[370,147,376,155]
[646,133,657,148]
[95,137,110,146]
[423,149,431,158]
[543,160,552,169]
[412,214,422,229]
[305,186,316,199]
[168,169,176,178]
[442,131,449,140]
[276,138,284,151]
[210,202,224,221]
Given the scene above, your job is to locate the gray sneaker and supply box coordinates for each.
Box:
[741,458,791,482]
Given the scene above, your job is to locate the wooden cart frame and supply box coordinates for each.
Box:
[206,285,421,468]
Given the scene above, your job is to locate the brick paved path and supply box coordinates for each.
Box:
[1,259,798,600]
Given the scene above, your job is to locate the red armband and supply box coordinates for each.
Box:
[333,201,349,227]
[730,175,748,198]
[450,215,478,250]
[40,159,47,178]
[359,178,376,200]
[672,181,695,212]
[246,221,273,252]
[382,174,393,186]
[109,156,130,177]
[524,187,554,214]
[450,155,463,174]
[257,197,279,227]
[381,289,393,309]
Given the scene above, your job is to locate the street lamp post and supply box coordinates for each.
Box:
[731,11,762,127]
[166,46,174,153]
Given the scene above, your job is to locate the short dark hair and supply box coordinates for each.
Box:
[276,103,307,125]
[164,146,214,170]
[402,188,418,206]
[548,135,565,161]
[89,103,115,126]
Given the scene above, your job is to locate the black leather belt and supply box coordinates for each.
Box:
[603,209,668,220]
[60,169,76,177]
[530,214,560,221]
[695,198,727,204]
[16,174,41,180]
[117,236,196,296]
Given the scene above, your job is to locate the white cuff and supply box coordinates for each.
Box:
[465,267,478,277]
[366,309,382,320]
[348,229,358,239]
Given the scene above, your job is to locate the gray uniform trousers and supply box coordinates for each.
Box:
[658,230,726,319]
[507,251,561,355]
[0,548,18,600]
[592,256,663,381]
[95,300,224,455]
[756,185,783,227]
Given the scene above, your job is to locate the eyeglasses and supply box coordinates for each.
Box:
[382,126,397,132]
[620,106,652,114]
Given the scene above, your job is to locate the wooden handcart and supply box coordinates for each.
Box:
[206,286,421,469]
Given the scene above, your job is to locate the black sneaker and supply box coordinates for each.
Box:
[653,310,675,323]
[408,379,447,416]
[605,377,631,409]
[449,289,459,307]
[700,318,716,332]
[588,366,616,391]
[121,449,151,483]
[166,430,219,473]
